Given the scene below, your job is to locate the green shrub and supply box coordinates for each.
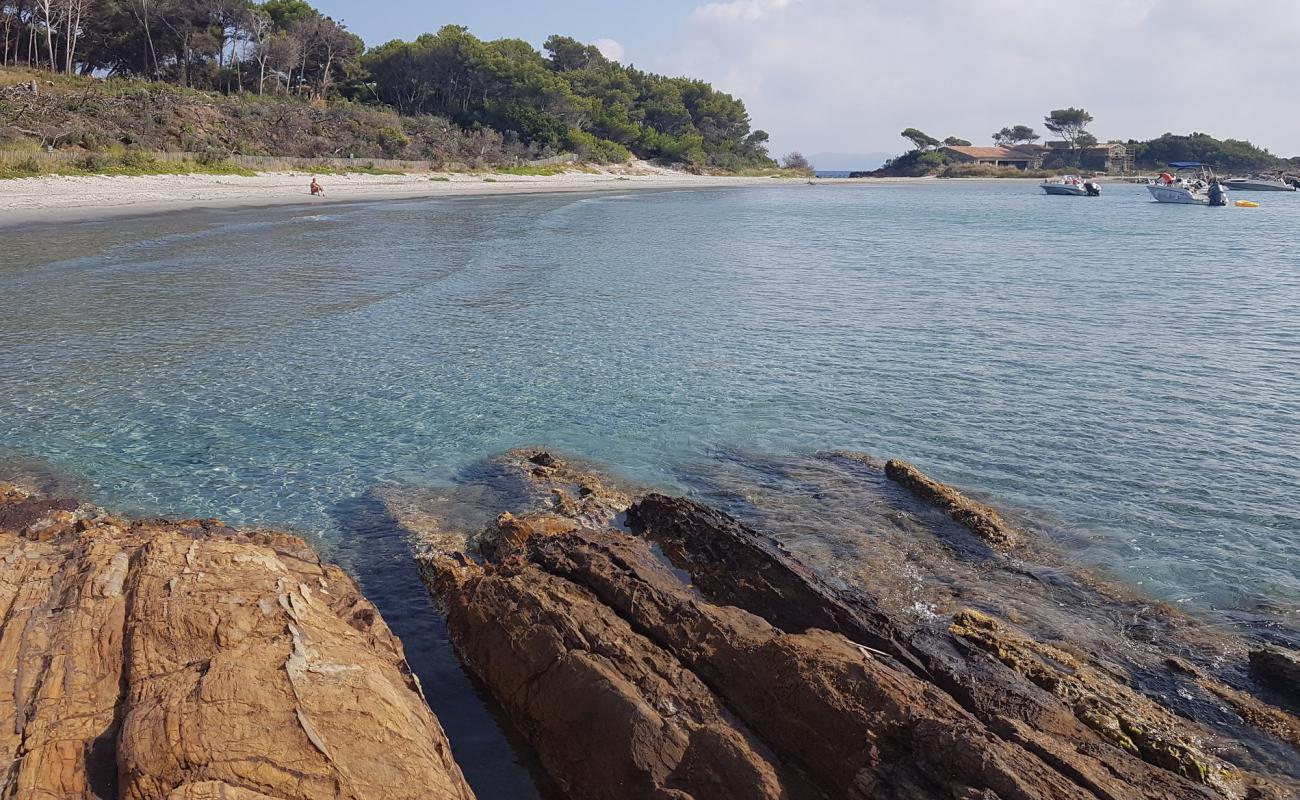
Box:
[562,128,630,164]
[375,126,410,156]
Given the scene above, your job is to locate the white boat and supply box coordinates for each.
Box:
[1041,175,1100,196]
[1147,162,1228,206]
[1223,177,1296,192]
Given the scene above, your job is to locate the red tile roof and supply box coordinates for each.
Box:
[941,146,1038,159]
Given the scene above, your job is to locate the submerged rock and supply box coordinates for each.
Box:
[884,459,1020,549]
[0,483,476,800]
[414,451,1300,800]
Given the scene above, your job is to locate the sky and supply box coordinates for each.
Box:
[311,0,1300,160]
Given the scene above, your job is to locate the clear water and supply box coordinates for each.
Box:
[2,181,1299,778]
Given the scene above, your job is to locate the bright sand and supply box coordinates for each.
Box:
[0,166,821,228]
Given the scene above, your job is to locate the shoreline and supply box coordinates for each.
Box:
[0,170,1105,229]
[0,169,811,229]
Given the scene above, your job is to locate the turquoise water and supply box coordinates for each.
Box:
[3,179,1299,629]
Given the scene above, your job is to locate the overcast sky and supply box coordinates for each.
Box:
[312,0,1300,158]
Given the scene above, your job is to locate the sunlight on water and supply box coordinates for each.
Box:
[3,182,1299,617]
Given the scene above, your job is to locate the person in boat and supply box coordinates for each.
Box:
[1159,171,1174,186]
[310,178,324,196]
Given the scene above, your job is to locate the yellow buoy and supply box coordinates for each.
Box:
[1235,200,1260,208]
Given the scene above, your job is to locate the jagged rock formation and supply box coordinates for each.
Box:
[0,483,476,800]
[414,450,1300,800]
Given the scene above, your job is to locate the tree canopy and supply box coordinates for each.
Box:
[781,151,811,170]
[1131,132,1280,171]
[942,136,971,147]
[901,127,940,151]
[1043,108,1094,151]
[993,125,1038,146]
[358,29,770,167]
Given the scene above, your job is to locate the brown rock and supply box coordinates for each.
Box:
[423,547,800,800]
[884,459,1020,549]
[626,494,1251,800]
[416,468,1300,800]
[480,511,578,559]
[523,528,1095,800]
[423,514,1141,799]
[0,484,476,800]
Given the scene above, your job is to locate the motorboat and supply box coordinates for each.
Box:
[1223,176,1296,192]
[1042,175,1100,196]
[1147,162,1228,206]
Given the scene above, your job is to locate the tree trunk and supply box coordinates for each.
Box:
[141,0,157,78]
[62,0,80,75]
[320,51,333,97]
[40,0,54,71]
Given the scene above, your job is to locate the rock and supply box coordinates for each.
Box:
[411,455,1300,800]
[521,528,1095,800]
[0,484,476,800]
[506,448,634,528]
[948,608,1222,784]
[480,511,578,559]
[884,459,1020,549]
[423,546,800,800]
[1250,649,1300,704]
[420,485,1286,799]
[625,494,1247,799]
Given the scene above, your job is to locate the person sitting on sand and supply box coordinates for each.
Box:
[310,178,324,196]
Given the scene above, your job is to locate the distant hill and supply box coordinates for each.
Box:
[808,152,893,171]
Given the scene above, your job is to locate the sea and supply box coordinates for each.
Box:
[3,179,1299,793]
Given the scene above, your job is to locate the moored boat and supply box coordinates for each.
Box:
[1147,162,1228,206]
[1223,177,1296,192]
[1042,175,1101,196]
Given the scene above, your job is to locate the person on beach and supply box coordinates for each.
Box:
[310,178,324,196]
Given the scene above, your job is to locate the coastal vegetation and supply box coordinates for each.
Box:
[873,105,1296,177]
[0,1,776,174]
[779,150,813,173]
[1127,132,1287,173]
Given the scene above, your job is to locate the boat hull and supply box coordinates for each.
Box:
[1042,184,1090,196]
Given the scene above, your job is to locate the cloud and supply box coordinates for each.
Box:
[692,0,792,23]
[594,38,626,62]
[660,0,1300,157]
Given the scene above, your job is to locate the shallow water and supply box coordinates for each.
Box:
[3,180,1299,783]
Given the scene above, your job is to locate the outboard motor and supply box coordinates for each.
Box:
[1084,181,1101,197]
[1207,182,1227,206]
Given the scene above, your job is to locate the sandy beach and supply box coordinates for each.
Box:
[0,167,815,228]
